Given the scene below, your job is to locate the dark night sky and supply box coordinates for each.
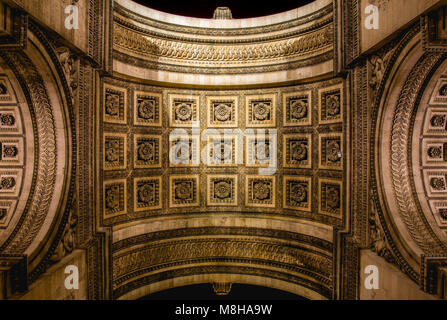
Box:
[132,0,315,19]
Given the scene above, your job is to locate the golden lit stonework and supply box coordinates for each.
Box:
[0,0,446,303]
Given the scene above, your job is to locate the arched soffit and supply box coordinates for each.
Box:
[375,26,447,278]
[0,26,73,275]
[117,273,328,300]
[101,68,345,301]
[113,0,334,87]
[112,224,333,300]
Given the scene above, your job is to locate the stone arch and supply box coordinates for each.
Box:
[0,23,74,284]
[117,273,328,300]
[373,25,447,282]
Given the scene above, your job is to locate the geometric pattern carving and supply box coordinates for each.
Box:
[0,138,22,166]
[103,84,127,124]
[0,200,17,228]
[246,93,276,127]
[424,171,447,196]
[0,106,22,134]
[318,178,342,217]
[283,176,312,212]
[104,133,127,171]
[207,96,238,128]
[134,134,162,168]
[423,139,447,166]
[319,133,343,170]
[423,109,447,135]
[207,174,238,206]
[428,200,447,227]
[429,79,447,105]
[283,91,312,126]
[283,134,312,168]
[169,94,199,127]
[134,176,162,212]
[245,176,275,208]
[318,84,343,124]
[104,179,127,217]
[0,170,21,196]
[134,91,162,127]
[0,76,16,103]
[169,175,200,208]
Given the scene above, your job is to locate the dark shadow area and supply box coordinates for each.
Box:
[132,0,315,19]
[139,283,308,300]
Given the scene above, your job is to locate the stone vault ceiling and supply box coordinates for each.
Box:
[1,0,447,302]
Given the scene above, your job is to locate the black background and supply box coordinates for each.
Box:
[132,0,315,19]
[139,284,307,300]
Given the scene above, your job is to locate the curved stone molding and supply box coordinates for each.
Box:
[0,30,72,272]
[389,53,447,256]
[374,26,447,282]
[0,51,57,254]
[112,227,333,299]
[113,0,334,86]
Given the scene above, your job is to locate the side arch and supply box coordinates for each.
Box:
[118,273,328,300]
[372,24,447,283]
[0,23,75,284]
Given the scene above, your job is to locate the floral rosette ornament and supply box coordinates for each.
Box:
[214,104,231,122]
[290,184,307,203]
[253,102,270,121]
[105,94,119,116]
[214,181,231,199]
[138,100,154,120]
[175,182,192,200]
[253,182,270,201]
[175,103,192,121]
[138,142,154,161]
[290,100,307,120]
[138,184,155,204]
[326,94,340,116]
